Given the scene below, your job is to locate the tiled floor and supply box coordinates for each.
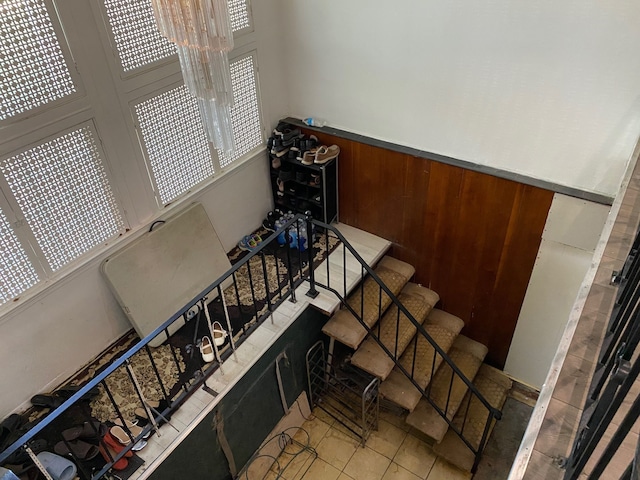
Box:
[263,407,472,480]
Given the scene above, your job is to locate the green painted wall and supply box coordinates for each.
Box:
[148,307,328,480]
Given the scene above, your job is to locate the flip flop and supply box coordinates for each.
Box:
[54,439,99,460]
[54,385,98,401]
[113,418,149,440]
[110,424,147,445]
[61,421,106,442]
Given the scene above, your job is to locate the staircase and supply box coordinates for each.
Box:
[318,252,512,474]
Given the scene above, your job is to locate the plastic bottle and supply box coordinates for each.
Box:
[303,117,327,128]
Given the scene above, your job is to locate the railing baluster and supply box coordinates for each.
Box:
[217,285,237,354]
[285,226,297,303]
[145,344,170,402]
[305,212,319,298]
[165,326,188,394]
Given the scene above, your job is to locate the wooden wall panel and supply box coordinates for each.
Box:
[305,129,554,368]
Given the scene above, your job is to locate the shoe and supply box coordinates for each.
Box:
[36,452,77,480]
[200,336,215,363]
[98,443,128,471]
[54,439,99,460]
[314,145,340,164]
[273,122,290,137]
[301,150,316,165]
[110,420,150,445]
[211,321,228,347]
[237,233,263,252]
[61,421,106,442]
[271,156,281,169]
[310,174,321,186]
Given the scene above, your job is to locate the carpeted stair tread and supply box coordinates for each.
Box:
[432,364,512,472]
[322,256,414,349]
[379,309,464,411]
[405,335,488,442]
[350,283,439,380]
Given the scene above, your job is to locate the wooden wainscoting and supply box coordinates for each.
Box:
[305,130,554,369]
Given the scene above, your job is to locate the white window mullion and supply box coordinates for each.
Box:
[0,180,50,280]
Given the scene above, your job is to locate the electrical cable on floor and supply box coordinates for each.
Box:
[238,426,316,480]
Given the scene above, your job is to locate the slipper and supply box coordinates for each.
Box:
[101,432,133,458]
[61,421,106,442]
[109,424,147,445]
[36,451,77,480]
[54,439,99,460]
[1,438,47,466]
[98,443,128,471]
[237,234,263,252]
[30,394,64,410]
[113,418,149,440]
[54,385,98,401]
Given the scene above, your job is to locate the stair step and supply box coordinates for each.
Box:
[432,364,512,472]
[405,335,488,443]
[322,256,415,349]
[350,283,440,380]
[378,309,464,411]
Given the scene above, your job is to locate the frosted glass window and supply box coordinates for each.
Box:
[103,0,176,72]
[229,0,251,32]
[0,127,124,271]
[135,85,215,205]
[218,55,262,167]
[0,0,76,120]
[0,207,39,304]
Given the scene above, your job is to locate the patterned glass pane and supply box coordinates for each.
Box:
[0,127,124,271]
[0,0,76,120]
[135,85,215,205]
[229,0,251,32]
[0,207,39,304]
[103,0,176,72]
[218,55,262,167]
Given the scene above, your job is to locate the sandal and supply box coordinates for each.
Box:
[61,421,106,442]
[237,234,263,252]
[54,439,99,460]
[112,419,150,443]
[30,394,65,410]
[211,321,228,347]
[101,432,132,458]
[36,452,77,480]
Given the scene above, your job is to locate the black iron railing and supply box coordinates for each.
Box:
[563,225,640,479]
[306,220,502,473]
[0,214,325,479]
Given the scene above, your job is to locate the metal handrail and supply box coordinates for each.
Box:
[304,220,501,471]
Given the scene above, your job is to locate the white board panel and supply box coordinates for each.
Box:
[101,203,231,347]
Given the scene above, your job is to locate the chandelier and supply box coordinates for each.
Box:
[151,0,235,154]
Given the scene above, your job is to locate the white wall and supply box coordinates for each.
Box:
[504,194,610,388]
[282,0,640,197]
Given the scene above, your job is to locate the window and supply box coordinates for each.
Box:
[0,0,263,306]
[134,86,215,205]
[0,0,76,120]
[0,126,124,272]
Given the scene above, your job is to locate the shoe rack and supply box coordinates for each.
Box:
[269,147,338,224]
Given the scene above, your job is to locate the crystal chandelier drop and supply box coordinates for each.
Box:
[151,0,235,154]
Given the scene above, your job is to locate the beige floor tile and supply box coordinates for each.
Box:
[298,458,341,480]
[337,474,356,480]
[381,462,422,480]
[551,353,596,409]
[315,427,360,470]
[367,419,408,459]
[274,444,316,480]
[294,416,332,448]
[533,397,581,459]
[311,407,336,427]
[379,408,411,432]
[426,458,471,480]
[343,446,392,480]
[522,450,564,480]
[393,434,437,478]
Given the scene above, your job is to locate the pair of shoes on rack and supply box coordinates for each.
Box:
[301,144,340,165]
[200,322,229,363]
[99,431,133,471]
